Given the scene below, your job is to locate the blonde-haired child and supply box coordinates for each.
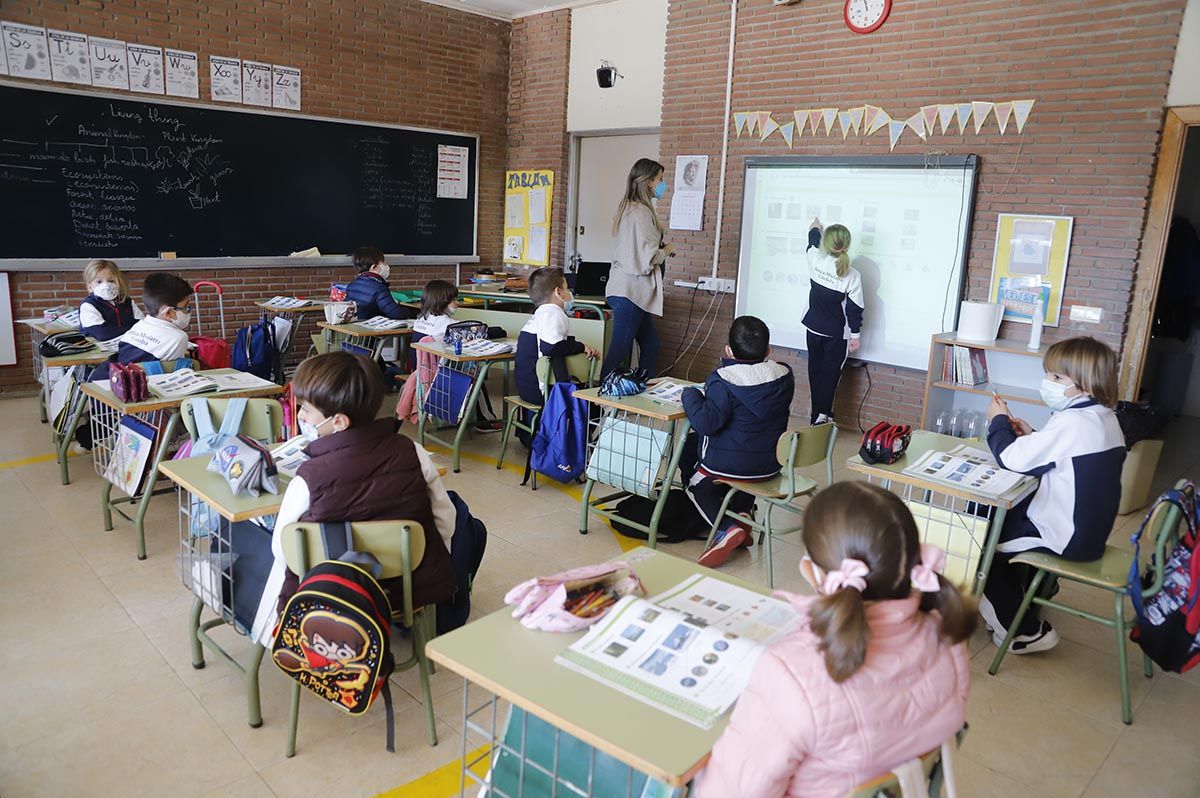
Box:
[79,259,143,341]
[696,482,974,798]
[803,219,864,424]
[982,335,1125,654]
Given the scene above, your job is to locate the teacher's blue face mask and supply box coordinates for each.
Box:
[653,180,668,200]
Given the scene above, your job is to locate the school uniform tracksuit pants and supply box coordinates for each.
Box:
[679,433,756,537]
[806,331,847,424]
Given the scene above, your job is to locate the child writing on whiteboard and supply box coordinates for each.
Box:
[804,219,864,425]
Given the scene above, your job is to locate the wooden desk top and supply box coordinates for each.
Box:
[426,547,766,787]
[411,339,517,363]
[845,430,1038,510]
[43,345,111,367]
[318,321,413,337]
[82,368,284,414]
[255,299,328,313]
[573,384,692,422]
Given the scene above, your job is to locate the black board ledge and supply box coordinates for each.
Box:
[0,255,481,272]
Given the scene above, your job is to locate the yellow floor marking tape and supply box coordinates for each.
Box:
[374,744,492,798]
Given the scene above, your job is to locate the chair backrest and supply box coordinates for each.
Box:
[280,520,428,624]
[777,422,838,494]
[1142,479,1194,601]
[145,357,199,373]
[846,725,966,798]
[536,353,598,393]
[181,397,284,443]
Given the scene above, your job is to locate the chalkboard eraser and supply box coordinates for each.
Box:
[290,246,322,257]
[160,251,177,259]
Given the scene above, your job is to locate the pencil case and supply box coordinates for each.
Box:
[504,562,645,633]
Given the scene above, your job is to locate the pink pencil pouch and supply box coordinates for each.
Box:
[504,562,645,633]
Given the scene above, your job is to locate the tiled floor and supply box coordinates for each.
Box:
[2,393,1200,797]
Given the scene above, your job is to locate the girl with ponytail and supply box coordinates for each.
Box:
[802,218,865,425]
[696,482,974,798]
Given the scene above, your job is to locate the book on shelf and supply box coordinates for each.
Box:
[949,345,988,386]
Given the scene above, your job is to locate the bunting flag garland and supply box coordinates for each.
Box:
[793,110,808,140]
[821,108,838,135]
[1012,99,1035,133]
[759,114,780,142]
[866,108,891,135]
[993,101,1014,134]
[905,111,927,141]
[779,121,796,148]
[756,111,772,133]
[733,112,748,137]
[955,103,974,134]
[849,105,865,134]
[838,111,854,139]
[937,104,956,134]
[807,109,823,135]
[920,105,939,133]
[744,112,759,135]
[971,101,994,134]
[887,120,906,151]
[862,105,882,134]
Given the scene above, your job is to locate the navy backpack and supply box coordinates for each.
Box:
[436,490,488,634]
[233,314,280,382]
[529,382,589,484]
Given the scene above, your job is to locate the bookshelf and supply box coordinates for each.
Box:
[922,333,1052,432]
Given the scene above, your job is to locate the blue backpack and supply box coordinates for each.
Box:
[233,315,280,382]
[529,382,589,484]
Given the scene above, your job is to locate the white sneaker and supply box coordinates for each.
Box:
[978,595,1007,636]
[993,621,1060,655]
[813,413,833,425]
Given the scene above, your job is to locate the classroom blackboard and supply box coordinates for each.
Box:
[0,83,478,260]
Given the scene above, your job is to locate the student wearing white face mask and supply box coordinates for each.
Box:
[980,337,1126,654]
[89,272,193,381]
[78,259,144,341]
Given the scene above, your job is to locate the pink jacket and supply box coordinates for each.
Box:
[695,592,970,798]
[396,335,439,425]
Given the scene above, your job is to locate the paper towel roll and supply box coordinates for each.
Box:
[957,301,1004,343]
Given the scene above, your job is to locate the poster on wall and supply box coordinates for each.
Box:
[241,60,272,107]
[88,36,129,89]
[669,154,709,231]
[437,145,469,199]
[127,43,164,94]
[47,29,90,85]
[988,213,1074,326]
[271,64,301,110]
[503,170,554,267]
[2,21,51,80]
[209,55,242,103]
[164,48,199,98]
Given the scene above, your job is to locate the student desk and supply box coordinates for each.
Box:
[846,430,1038,596]
[16,316,80,423]
[427,547,753,796]
[81,371,284,560]
[254,299,326,377]
[318,320,412,361]
[573,387,694,549]
[46,343,113,485]
[456,286,607,319]
[413,340,515,473]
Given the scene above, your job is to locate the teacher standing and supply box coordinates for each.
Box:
[602,158,672,379]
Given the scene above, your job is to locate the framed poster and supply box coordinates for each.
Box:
[988,213,1073,326]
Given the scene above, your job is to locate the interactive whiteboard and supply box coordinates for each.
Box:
[735,156,978,371]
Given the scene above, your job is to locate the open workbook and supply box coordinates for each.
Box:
[147,369,275,399]
[902,444,1026,497]
[556,574,800,729]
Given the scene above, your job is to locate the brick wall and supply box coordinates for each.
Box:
[658,0,1187,427]
[1,0,510,392]
[507,10,572,268]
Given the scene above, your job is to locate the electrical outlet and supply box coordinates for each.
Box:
[697,277,736,293]
[1069,306,1103,323]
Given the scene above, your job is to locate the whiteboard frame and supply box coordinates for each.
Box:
[735,154,979,372]
[0,79,481,266]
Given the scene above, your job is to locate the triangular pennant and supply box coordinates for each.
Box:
[921,105,939,132]
[1012,99,1035,133]
[971,102,994,134]
[993,101,1014,134]
[866,108,891,135]
[779,121,795,148]
[955,103,974,134]
[838,111,854,139]
[807,109,823,135]
[887,120,906,151]
[733,112,748,137]
[745,112,759,135]
[757,111,772,132]
[849,106,865,134]
[905,111,927,140]
[759,115,780,142]
[863,105,881,133]
[821,108,838,135]
[937,104,956,134]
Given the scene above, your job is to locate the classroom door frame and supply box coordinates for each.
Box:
[1122,106,1200,401]
[565,128,661,267]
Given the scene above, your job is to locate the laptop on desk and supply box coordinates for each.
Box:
[573,261,611,299]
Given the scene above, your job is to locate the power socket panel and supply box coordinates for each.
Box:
[697,277,736,293]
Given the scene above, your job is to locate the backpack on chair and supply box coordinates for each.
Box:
[271,522,398,751]
[528,382,589,484]
[233,314,280,382]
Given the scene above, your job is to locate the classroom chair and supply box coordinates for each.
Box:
[703,423,837,588]
[183,397,285,730]
[496,354,598,489]
[279,520,438,757]
[988,480,1191,725]
[846,725,967,798]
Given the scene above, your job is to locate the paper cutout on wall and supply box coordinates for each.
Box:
[779,121,796,148]
[866,108,891,135]
[862,105,882,134]
[1012,99,1035,133]
[807,109,823,135]
[821,108,838,135]
[756,111,772,133]
[793,111,808,140]
[955,103,974,134]
[937,104,956,134]
[760,115,780,142]
[733,113,748,137]
[849,106,865,134]
[887,120,906,151]
[972,102,994,134]
[745,112,759,135]
[838,111,854,139]
[905,111,927,141]
[921,105,939,133]
[993,101,1014,134]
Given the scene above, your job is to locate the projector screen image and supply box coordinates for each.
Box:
[735,158,977,371]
